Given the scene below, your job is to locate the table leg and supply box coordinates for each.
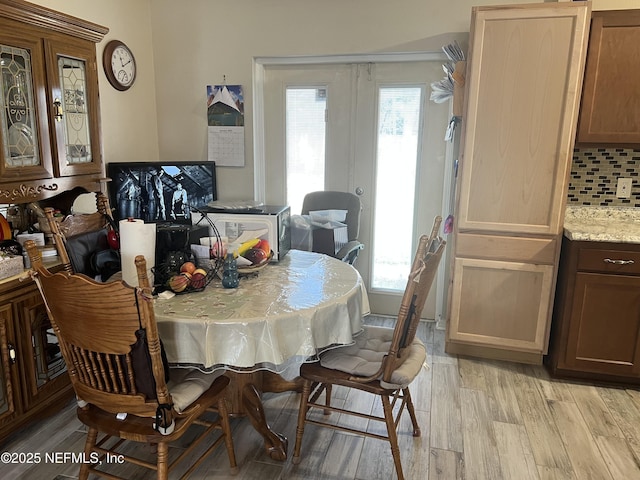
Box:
[261,371,304,393]
[242,383,288,461]
[224,371,291,460]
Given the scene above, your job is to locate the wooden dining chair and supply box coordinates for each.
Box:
[45,191,120,280]
[292,216,445,480]
[24,241,237,480]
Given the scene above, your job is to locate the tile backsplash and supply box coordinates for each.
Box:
[568,147,640,207]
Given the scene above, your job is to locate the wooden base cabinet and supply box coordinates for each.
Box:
[547,239,640,384]
[448,233,559,362]
[0,275,72,445]
[449,257,555,360]
[0,302,19,434]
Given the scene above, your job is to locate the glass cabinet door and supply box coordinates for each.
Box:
[18,290,68,410]
[47,39,102,177]
[0,34,53,181]
[0,45,39,167]
[58,55,93,166]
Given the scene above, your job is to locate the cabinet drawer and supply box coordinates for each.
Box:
[456,233,557,264]
[577,248,640,275]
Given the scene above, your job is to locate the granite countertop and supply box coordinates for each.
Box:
[564,206,640,243]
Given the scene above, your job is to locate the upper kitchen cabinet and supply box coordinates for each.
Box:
[456,3,589,236]
[0,0,107,204]
[576,10,640,146]
[446,3,590,363]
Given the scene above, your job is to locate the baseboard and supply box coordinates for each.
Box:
[445,341,543,365]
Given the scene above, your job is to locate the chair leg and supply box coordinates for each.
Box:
[79,427,98,480]
[403,387,421,437]
[292,380,312,465]
[217,397,239,475]
[381,394,405,480]
[156,442,169,480]
[324,383,332,415]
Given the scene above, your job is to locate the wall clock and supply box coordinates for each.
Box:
[102,40,136,91]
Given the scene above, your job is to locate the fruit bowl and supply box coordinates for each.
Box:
[156,257,221,294]
[237,250,273,276]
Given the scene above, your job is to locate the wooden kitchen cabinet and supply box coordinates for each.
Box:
[446,3,590,363]
[0,302,19,433]
[14,286,69,411]
[449,234,557,358]
[576,10,640,146]
[547,238,640,384]
[0,272,72,444]
[0,0,108,204]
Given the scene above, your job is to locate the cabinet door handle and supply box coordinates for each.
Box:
[7,343,17,364]
[53,98,64,121]
[603,258,635,265]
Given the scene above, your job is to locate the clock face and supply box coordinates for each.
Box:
[103,40,136,91]
[111,46,135,87]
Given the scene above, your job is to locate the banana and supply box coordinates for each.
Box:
[236,238,260,257]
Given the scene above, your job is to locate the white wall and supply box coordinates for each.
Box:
[148,0,541,200]
[27,0,610,201]
[591,0,640,8]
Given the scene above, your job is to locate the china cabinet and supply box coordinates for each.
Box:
[0,0,108,204]
[547,238,640,384]
[576,10,640,146]
[446,2,590,363]
[0,0,107,444]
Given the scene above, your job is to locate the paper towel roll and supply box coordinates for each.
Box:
[119,219,156,286]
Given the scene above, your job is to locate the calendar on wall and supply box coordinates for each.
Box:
[206,84,245,167]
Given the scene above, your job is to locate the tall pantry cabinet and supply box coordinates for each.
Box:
[445,3,590,363]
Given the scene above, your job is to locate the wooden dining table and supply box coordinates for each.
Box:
[153,249,370,460]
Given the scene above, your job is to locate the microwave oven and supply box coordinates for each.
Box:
[191,205,291,261]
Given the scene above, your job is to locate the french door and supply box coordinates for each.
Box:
[260,59,449,316]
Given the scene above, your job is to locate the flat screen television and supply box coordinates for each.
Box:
[107,161,217,224]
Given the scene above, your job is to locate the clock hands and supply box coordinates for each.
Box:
[117,55,131,68]
[113,48,132,68]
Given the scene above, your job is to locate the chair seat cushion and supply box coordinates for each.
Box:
[167,367,223,413]
[319,325,426,388]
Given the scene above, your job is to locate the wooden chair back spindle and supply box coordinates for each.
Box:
[25,240,170,417]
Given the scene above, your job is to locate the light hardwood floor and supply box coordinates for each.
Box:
[3,316,640,479]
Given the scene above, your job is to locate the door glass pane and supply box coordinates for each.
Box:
[371,87,422,291]
[286,87,326,214]
[31,307,65,388]
[0,44,40,167]
[58,55,92,164]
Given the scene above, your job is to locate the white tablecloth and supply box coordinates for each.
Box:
[154,250,370,379]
